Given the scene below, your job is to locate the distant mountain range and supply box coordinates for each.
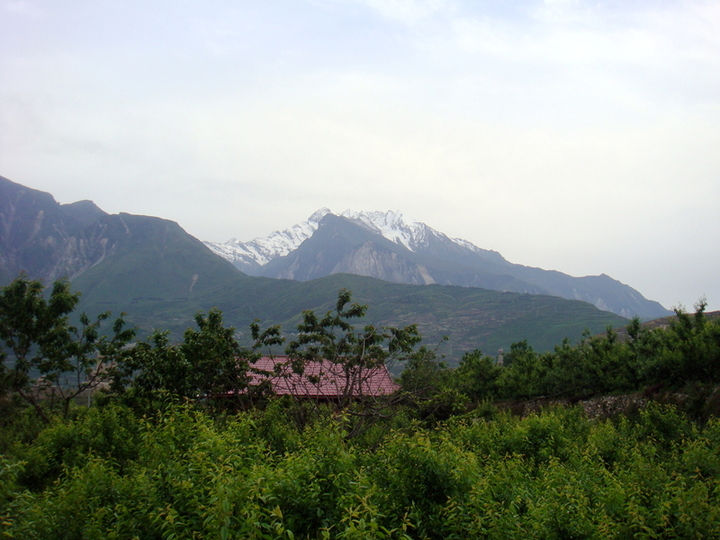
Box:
[0,175,650,363]
[205,209,671,320]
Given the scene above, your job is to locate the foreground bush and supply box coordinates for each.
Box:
[2,400,720,539]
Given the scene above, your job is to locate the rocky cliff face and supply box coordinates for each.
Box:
[333,241,437,285]
[0,176,118,284]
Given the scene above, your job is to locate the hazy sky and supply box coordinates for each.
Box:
[1,0,719,312]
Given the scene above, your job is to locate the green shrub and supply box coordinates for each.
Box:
[371,430,477,538]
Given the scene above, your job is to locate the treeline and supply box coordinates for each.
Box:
[3,275,719,423]
[404,298,720,423]
[2,277,720,538]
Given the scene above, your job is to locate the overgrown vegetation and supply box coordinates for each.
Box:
[2,401,720,539]
[2,277,720,539]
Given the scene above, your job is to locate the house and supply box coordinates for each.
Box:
[247,356,399,401]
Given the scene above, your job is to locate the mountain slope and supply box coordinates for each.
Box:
[0,175,245,307]
[207,209,670,320]
[0,177,629,363]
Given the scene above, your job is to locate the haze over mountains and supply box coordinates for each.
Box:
[0,175,663,362]
[205,210,671,320]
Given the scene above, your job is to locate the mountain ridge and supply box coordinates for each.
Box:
[0,176,631,364]
[205,208,670,320]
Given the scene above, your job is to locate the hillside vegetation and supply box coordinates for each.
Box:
[1,175,647,363]
[2,279,720,539]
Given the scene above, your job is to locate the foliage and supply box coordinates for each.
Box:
[494,340,548,399]
[0,275,135,421]
[3,401,720,539]
[448,301,720,404]
[115,309,248,400]
[398,346,465,426]
[279,289,421,438]
[285,290,420,394]
[107,308,284,413]
[451,349,501,402]
[5,281,720,538]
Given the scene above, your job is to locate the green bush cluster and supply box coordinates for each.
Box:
[401,301,720,412]
[2,401,720,539]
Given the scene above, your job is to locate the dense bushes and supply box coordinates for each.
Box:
[3,401,720,539]
[4,279,720,538]
[411,302,720,406]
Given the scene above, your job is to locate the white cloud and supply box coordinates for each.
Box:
[314,0,455,25]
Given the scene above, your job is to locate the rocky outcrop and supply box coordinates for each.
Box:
[0,175,120,284]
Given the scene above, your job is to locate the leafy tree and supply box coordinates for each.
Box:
[398,345,465,425]
[285,289,421,409]
[115,330,194,400]
[542,328,634,398]
[113,308,283,409]
[398,346,450,399]
[48,311,135,417]
[0,275,134,421]
[452,349,501,403]
[496,340,548,399]
[666,298,720,384]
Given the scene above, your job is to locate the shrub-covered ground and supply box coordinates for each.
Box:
[3,280,720,539]
[2,399,720,540]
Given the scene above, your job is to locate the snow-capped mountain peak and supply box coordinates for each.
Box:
[203,207,492,273]
[203,208,331,270]
[339,209,432,252]
[309,207,332,223]
[202,208,671,320]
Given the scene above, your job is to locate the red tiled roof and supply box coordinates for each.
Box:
[248,356,398,399]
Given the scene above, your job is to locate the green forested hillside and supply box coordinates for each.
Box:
[79,269,627,363]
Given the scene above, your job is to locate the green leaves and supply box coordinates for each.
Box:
[284,289,420,411]
[3,399,720,539]
[0,275,136,421]
[115,308,287,410]
[287,289,419,368]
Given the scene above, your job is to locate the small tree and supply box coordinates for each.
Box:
[0,275,135,421]
[113,308,283,410]
[496,340,547,399]
[284,289,421,410]
[452,349,501,403]
[50,311,135,417]
[399,344,466,425]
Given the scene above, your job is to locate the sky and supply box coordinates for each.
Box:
[1,0,719,312]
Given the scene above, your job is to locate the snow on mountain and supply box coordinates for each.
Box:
[204,208,331,269]
[205,208,498,270]
[339,210,505,262]
[203,208,671,320]
[339,210,431,252]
